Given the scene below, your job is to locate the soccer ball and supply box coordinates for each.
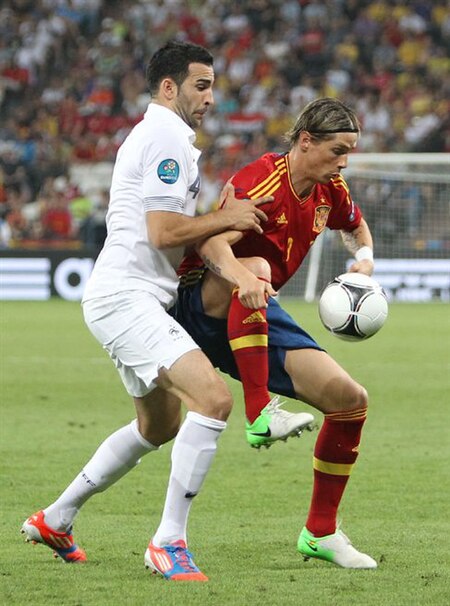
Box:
[318,272,388,341]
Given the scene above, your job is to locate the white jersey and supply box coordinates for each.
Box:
[82,103,201,307]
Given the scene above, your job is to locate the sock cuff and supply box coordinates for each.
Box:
[130,419,159,451]
[186,411,227,432]
[325,407,367,422]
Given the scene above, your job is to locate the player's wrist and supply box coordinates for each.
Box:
[355,246,374,263]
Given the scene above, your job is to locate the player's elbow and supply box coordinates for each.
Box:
[149,233,170,249]
[148,229,180,249]
[146,212,189,249]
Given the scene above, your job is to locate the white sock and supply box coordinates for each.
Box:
[44,420,157,531]
[152,411,226,547]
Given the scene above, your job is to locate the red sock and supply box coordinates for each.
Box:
[227,287,270,423]
[305,408,367,537]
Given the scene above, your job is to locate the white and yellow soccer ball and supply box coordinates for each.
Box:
[318,272,388,341]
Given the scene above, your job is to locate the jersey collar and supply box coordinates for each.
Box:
[144,103,197,144]
[285,153,315,204]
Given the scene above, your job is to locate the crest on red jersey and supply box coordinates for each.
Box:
[313,205,331,233]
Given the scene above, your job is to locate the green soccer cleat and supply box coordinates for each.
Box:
[297,526,377,569]
[246,396,315,449]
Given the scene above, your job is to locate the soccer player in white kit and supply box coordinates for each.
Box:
[21,41,269,581]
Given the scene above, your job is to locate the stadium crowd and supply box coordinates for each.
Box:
[0,0,449,249]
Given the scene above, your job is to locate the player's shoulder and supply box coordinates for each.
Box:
[133,113,181,143]
[232,152,288,195]
[328,173,351,193]
[254,152,287,172]
[122,111,190,161]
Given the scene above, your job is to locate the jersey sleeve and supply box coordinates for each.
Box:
[222,155,279,225]
[326,176,362,231]
[230,160,267,200]
[141,126,192,214]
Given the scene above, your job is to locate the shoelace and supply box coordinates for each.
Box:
[166,545,197,572]
[338,530,352,546]
[264,396,287,415]
[335,523,352,546]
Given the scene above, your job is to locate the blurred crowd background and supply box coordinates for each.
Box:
[1,0,449,250]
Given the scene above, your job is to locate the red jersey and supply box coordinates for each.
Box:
[178,152,362,290]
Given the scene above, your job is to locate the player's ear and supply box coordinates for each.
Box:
[299,131,311,151]
[160,77,177,100]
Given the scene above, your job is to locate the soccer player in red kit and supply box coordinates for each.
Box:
[172,98,377,568]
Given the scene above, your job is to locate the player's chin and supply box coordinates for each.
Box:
[193,113,205,127]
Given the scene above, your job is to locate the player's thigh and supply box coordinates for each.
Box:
[134,388,182,446]
[156,349,232,421]
[201,257,271,319]
[83,291,199,398]
[202,270,234,318]
[285,348,367,413]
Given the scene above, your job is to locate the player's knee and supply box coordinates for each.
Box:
[344,381,368,411]
[240,256,271,281]
[201,379,233,421]
[137,412,181,446]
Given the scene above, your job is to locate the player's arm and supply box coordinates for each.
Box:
[147,187,270,249]
[340,218,374,276]
[196,231,276,309]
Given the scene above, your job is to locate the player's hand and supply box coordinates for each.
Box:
[347,259,374,276]
[220,182,271,234]
[237,275,277,309]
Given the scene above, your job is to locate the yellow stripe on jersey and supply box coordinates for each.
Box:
[331,174,351,204]
[313,457,354,476]
[263,178,284,197]
[247,157,287,199]
[247,172,280,198]
[229,334,268,351]
[331,173,349,190]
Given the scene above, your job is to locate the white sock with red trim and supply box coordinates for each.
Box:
[44,419,157,531]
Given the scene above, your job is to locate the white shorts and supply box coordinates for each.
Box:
[82,290,199,397]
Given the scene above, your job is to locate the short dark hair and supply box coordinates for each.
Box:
[285,97,361,146]
[146,40,214,96]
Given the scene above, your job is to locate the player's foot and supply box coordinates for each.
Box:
[297,526,377,569]
[246,396,315,448]
[21,510,86,563]
[145,540,208,581]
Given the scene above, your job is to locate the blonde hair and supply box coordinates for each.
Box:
[285,97,360,146]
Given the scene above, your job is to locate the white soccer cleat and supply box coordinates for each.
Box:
[246,396,315,448]
[297,526,377,569]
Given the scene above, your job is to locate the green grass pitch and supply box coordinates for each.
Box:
[1,299,449,606]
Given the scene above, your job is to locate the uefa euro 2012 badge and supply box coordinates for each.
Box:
[157,159,180,184]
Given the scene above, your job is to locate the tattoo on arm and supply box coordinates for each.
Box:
[199,252,222,277]
[340,225,368,255]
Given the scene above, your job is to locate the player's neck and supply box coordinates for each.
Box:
[287,150,314,199]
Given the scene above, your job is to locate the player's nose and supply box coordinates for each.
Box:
[204,89,214,106]
[338,154,348,169]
